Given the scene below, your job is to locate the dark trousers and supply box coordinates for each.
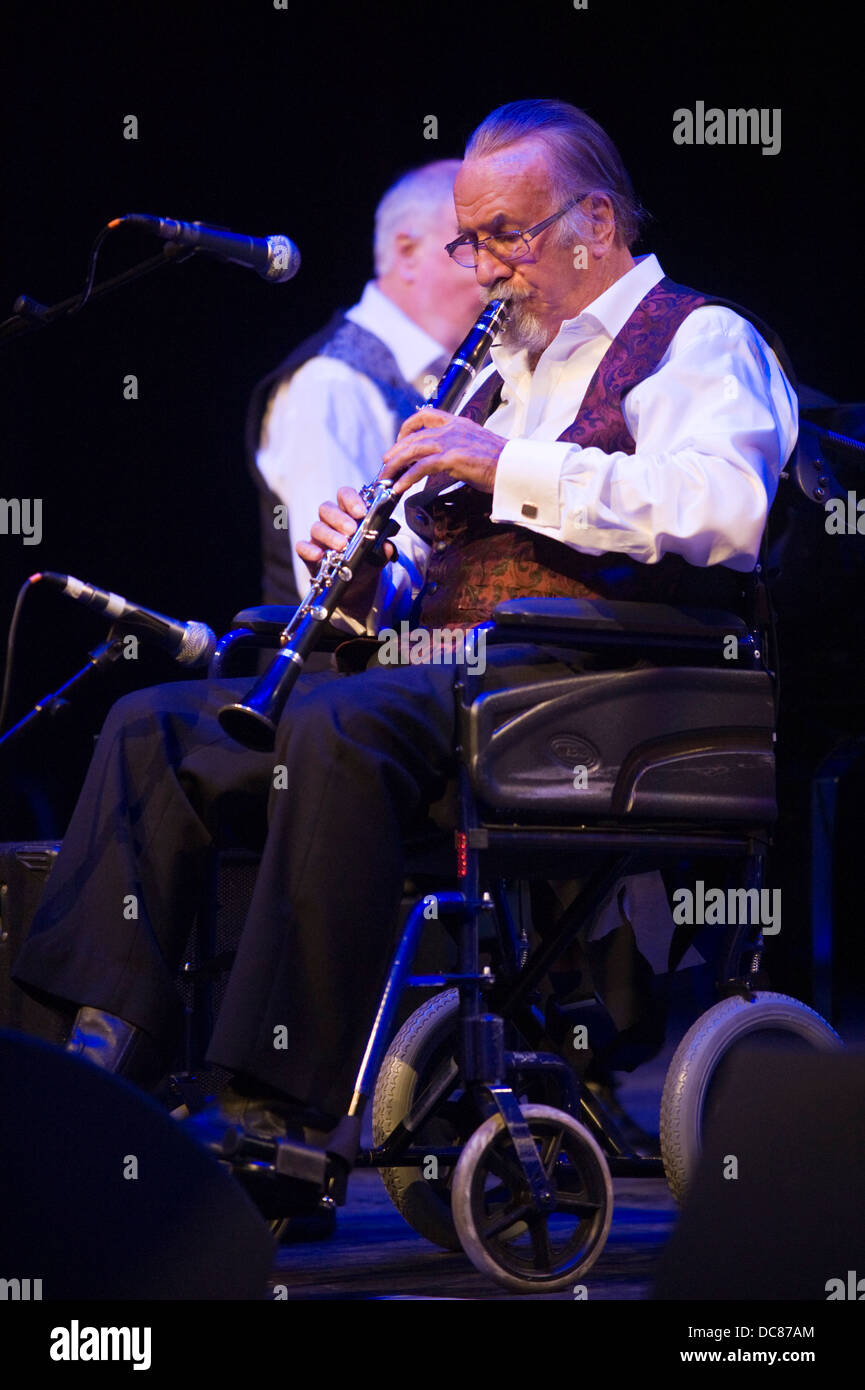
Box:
[13,661,463,1116]
[13,643,664,1115]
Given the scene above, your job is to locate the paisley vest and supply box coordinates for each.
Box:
[405,278,784,629]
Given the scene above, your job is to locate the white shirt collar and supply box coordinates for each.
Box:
[491,253,666,377]
[345,281,447,385]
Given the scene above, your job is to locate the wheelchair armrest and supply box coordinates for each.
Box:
[210,606,346,678]
[489,597,750,651]
[231,605,296,634]
[229,605,346,647]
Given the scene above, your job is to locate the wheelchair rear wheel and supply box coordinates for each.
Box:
[451,1103,613,1293]
[660,990,842,1203]
[373,990,464,1251]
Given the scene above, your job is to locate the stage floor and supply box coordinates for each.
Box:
[270,1027,678,1300]
[268,994,865,1300]
[270,1171,677,1300]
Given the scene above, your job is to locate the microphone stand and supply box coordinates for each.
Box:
[0,243,195,346]
[0,631,127,752]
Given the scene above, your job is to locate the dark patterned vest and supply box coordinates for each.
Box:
[247,312,422,605]
[406,278,787,629]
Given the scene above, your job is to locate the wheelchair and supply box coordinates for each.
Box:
[199,582,842,1295]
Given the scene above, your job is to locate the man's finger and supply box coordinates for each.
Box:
[335,486,368,519]
[296,539,324,567]
[391,459,444,495]
[297,535,396,568]
[395,408,452,441]
[381,435,443,478]
[318,501,359,535]
[310,519,354,552]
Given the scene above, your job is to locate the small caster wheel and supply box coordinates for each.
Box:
[451,1103,613,1293]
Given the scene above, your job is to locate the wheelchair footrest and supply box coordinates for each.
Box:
[221,1129,328,1188]
[273,1137,331,1189]
[218,1127,354,1207]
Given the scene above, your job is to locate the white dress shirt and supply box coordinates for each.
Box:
[354,253,798,634]
[255,281,447,597]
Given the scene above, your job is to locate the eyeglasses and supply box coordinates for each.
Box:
[444,197,588,268]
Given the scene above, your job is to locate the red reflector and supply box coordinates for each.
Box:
[456,831,468,879]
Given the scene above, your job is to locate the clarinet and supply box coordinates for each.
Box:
[218,297,508,750]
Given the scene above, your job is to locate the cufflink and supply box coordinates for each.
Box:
[521,502,538,519]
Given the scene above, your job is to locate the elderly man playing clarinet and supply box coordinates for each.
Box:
[13,99,797,1148]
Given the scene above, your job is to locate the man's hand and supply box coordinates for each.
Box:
[295,486,396,576]
[381,409,508,496]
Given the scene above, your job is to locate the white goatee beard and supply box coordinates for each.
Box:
[481,284,552,356]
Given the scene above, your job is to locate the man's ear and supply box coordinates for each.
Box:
[587,195,617,256]
[393,231,421,282]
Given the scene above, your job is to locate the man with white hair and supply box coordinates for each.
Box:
[15,101,797,1152]
[250,160,481,604]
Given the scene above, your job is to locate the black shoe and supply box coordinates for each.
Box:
[181,1081,333,1150]
[65,1006,171,1090]
[181,1082,337,1223]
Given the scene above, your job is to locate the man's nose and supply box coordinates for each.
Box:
[475,246,514,288]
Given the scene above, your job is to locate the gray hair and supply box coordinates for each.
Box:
[373,160,461,275]
[464,99,647,249]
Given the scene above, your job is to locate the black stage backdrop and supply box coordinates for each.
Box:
[0,0,862,1002]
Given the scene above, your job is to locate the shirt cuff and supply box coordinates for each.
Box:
[491,438,577,528]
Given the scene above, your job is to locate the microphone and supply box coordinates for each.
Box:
[113,214,301,283]
[34,573,217,668]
